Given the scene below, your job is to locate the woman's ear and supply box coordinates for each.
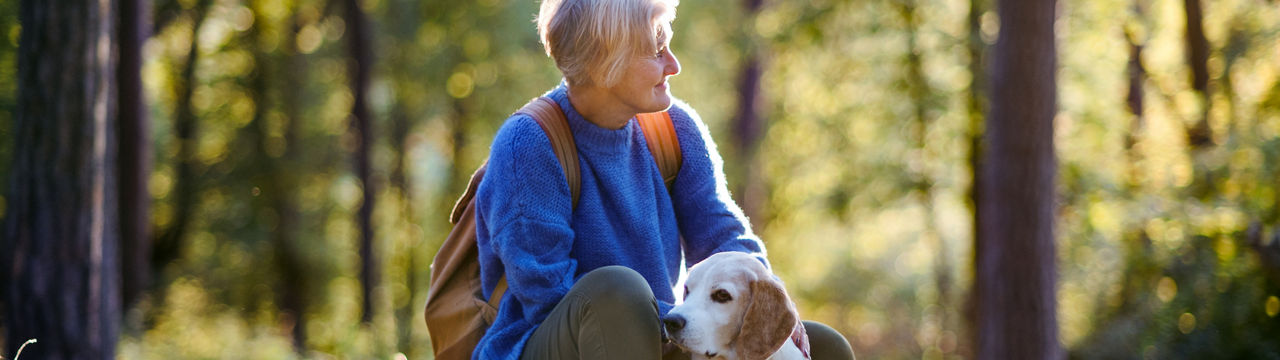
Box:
[732,278,798,360]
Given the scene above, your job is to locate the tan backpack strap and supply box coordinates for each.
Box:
[489,276,508,309]
[637,111,681,186]
[483,97,577,306]
[515,97,581,208]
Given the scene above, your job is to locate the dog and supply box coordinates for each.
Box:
[663,252,810,360]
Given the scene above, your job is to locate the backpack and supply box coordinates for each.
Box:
[425,96,682,360]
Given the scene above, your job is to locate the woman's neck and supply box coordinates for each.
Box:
[566,84,635,130]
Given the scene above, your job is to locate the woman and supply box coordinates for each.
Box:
[473,0,854,358]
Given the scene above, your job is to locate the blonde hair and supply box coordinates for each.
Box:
[537,0,678,87]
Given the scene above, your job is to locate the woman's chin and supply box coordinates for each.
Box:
[648,93,673,113]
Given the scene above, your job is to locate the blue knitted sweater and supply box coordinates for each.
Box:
[473,84,767,359]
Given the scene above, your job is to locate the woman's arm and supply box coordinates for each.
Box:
[665,100,770,268]
[476,115,578,324]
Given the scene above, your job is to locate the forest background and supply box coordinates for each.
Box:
[1,0,1279,358]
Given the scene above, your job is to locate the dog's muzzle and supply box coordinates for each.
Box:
[663,314,687,336]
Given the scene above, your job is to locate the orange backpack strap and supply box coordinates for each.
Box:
[637,111,682,186]
[516,97,581,208]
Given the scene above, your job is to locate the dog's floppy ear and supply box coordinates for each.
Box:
[732,277,798,360]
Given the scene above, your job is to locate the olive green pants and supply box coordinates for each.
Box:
[521,266,856,360]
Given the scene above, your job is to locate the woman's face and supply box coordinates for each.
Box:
[607,40,681,115]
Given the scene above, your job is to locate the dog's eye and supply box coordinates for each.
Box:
[683,285,689,300]
[711,289,732,303]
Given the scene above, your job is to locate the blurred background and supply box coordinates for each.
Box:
[1,0,1279,358]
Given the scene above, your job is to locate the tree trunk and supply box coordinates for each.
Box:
[390,102,417,354]
[117,0,153,313]
[274,7,310,353]
[343,0,378,324]
[153,0,212,276]
[3,0,120,358]
[235,0,310,351]
[963,0,985,356]
[384,0,421,355]
[972,0,1061,357]
[1183,0,1212,148]
[733,0,767,227]
[1124,23,1146,190]
[898,0,955,353]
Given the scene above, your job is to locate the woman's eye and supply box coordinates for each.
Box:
[655,47,667,58]
[711,289,732,303]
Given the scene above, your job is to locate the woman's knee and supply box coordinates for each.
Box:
[569,266,664,358]
[802,320,856,360]
[574,266,656,308]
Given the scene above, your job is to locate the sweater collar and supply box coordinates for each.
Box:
[547,82,634,155]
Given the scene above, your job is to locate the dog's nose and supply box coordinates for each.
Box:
[663,314,686,334]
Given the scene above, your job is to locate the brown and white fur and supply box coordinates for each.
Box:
[664,252,810,360]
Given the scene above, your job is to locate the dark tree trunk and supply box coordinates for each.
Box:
[153,0,211,276]
[117,0,153,313]
[963,0,986,356]
[274,7,310,353]
[343,0,378,324]
[972,0,1061,357]
[384,0,421,355]
[1124,23,1146,190]
[1247,224,1280,288]
[1183,0,1212,148]
[390,102,416,354]
[1183,0,1209,97]
[3,0,120,358]
[733,0,766,227]
[390,96,418,356]
[450,99,470,190]
[898,0,955,353]
[236,0,309,352]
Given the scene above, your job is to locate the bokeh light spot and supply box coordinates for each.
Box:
[1177,312,1196,334]
[1157,277,1177,303]
[447,72,474,98]
[297,24,323,54]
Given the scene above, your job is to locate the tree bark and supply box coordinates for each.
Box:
[384,0,421,355]
[1124,24,1146,190]
[898,0,955,354]
[3,0,120,358]
[1183,0,1212,148]
[117,0,153,313]
[273,7,310,353]
[972,0,1061,357]
[235,0,310,351]
[1247,223,1280,288]
[963,0,985,356]
[733,0,767,227]
[153,0,212,276]
[343,0,378,324]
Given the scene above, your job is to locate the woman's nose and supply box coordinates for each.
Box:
[663,50,681,76]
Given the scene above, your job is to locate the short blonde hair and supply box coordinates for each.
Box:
[537,0,678,87]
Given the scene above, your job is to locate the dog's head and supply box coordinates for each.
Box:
[664,252,798,360]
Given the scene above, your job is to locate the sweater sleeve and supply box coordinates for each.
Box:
[476,115,578,325]
[665,100,770,268]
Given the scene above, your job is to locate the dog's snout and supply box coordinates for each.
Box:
[663,314,687,333]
